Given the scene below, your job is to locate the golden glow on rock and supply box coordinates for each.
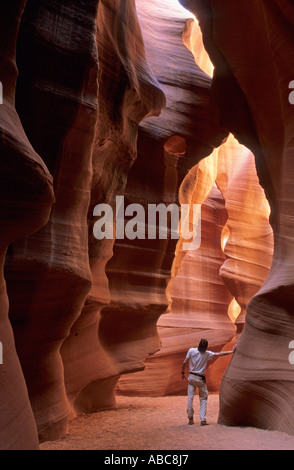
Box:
[221,224,230,252]
[228,298,241,323]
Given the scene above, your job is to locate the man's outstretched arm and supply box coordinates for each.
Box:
[214,348,235,358]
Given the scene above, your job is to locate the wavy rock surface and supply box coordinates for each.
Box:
[181,0,294,434]
[4,0,99,442]
[117,183,234,396]
[117,4,273,398]
[1,0,285,446]
[0,1,54,450]
[60,0,166,416]
[112,0,229,396]
[217,136,274,332]
[117,133,273,396]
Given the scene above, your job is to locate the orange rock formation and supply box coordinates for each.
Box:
[0,0,54,449]
[0,0,291,449]
[181,0,294,434]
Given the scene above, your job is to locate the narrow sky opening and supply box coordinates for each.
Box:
[167,0,197,20]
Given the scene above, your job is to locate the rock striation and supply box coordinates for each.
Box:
[117,2,273,399]
[117,182,234,396]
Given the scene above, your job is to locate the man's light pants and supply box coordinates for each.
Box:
[187,374,208,422]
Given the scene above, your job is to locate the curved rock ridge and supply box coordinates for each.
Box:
[180,0,294,434]
[0,0,54,450]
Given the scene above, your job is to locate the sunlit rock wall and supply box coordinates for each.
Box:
[181,0,294,434]
[117,181,234,396]
[117,133,273,396]
[0,0,284,448]
[117,3,273,398]
[217,136,274,333]
[113,0,229,395]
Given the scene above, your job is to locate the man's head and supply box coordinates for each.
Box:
[198,338,208,352]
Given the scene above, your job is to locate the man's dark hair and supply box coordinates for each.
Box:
[198,339,208,352]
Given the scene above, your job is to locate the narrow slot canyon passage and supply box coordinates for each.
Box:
[0,0,294,452]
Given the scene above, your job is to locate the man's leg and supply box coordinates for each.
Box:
[198,381,209,425]
[187,378,196,424]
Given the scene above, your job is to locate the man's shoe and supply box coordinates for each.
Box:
[188,418,194,425]
[201,420,209,426]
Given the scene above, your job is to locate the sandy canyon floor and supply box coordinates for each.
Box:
[39,394,294,451]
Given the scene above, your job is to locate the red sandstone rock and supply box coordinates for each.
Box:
[181,0,294,434]
[117,3,273,398]
[60,0,166,416]
[117,183,234,396]
[112,0,228,396]
[0,0,287,447]
[0,0,54,450]
[5,0,99,442]
[216,136,274,332]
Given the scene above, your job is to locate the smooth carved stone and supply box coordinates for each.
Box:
[181,0,294,434]
[5,0,99,443]
[112,0,228,396]
[216,136,274,332]
[117,184,234,396]
[117,2,273,398]
[0,0,54,450]
[60,0,166,416]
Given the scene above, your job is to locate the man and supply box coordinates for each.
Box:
[181,338,234,426]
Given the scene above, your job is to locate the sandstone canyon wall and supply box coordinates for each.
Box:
[0,0,291,449]
[0,0,54,450]
[117,2,274,398]
[2,0,167,446]
[180,0,294,434]
[4,0,101,444]
[113,0,235,396]
[117,135,273,396]
[60,0,166,416]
